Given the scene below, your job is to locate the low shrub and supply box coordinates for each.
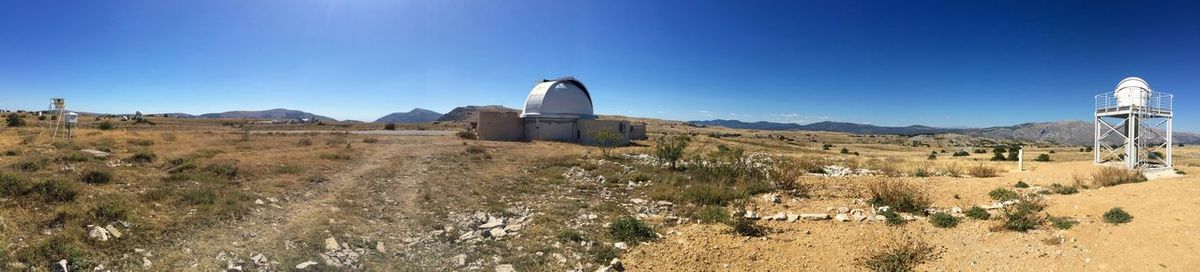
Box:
[362,137,379,143]
[184,189,217,205]
[694,206,730,224]
[1103,207,1133,224]
[456,131,478,140]
[97,121,115,130]
[726,216,767,237]
[31,179,79,202]
[3,149,19,156]
[1014,181,1029,188]
[306,175,330,183]
[12,158,48,172]
[964,206,990,220]
[929,212,959,228]
[129,150,157,163]
[556,229,585,243]
[1091,167,1147,187]
[383,123,397,130]
[1035,154,1051,162]
[609,216,656,244]
[988,187,1019,201]
[952,151,970,157]
[58,152,92,163]
[297,138,313,146]
[126,138,155,146]
[1047,215,1078,230]
[990,153,1007,161]
[91,199,129,222]
[865,180,932,214]
[160,132,177,142]
[1049,183,1078,195]
[319,153,352,160]
[203,163,239,179]
[968,164,999,178]
[880,209,906,225]
[0,173,32,197]
[465,145,487,154]
[681,184,741,206]
[1001,196,1045,232]
[5,114,26,127]
[79,170,113,184]
[856,234,942,272]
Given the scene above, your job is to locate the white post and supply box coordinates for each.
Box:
[1018,149,1024,171]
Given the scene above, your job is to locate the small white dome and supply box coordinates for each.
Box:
[521,77,595,119]
[1114,77,1151,107]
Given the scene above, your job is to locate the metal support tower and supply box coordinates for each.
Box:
[1094,78,1173,170]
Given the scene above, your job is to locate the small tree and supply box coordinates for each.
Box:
[383,123,397,130]
[5,114,25,127]
[1006,148,1020,161]
[587,128,623,157]
[840,147,850,154]
[1035,154,1051,162]
[655,134,690,170]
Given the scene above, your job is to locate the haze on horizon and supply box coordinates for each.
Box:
[0,1,1196,130]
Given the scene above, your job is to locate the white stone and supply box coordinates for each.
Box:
[453,254,467,267]
[255,199,265,205]
[950,207,964,214]
[79,149,110,158]
[613,242,628,250]
[837,207,851,213]
[142,257,152,268]
[324,237,340,251]
[105,225,122,238]
[630,198,647,204]
[761,194,781,203]
[495,264,516,272]
[876,206,891,212]
[769,212,787,221]
[656,200,674,207]
[834,213,850,222]
[800,214,830,220]
[786,213,800,222]
[375,241,386,253]
[742,211,759,219]
[295,261,318,269]
[874,215,887,221]
[851,213,868,222]
[88,226,110,241]
[479,216,506,229]
[489,228,507,238]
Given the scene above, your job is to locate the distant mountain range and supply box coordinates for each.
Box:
[689,119,1200,145]
[199,108,338,122]
[436,105,518,122]
[374,108,443,123]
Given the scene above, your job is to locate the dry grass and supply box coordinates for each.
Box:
[1090,167,1147,187]
[864,179,932,213]
[967,164,1000,178]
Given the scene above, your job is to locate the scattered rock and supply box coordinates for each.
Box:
[834,213,850,222]
[851,213,868,222]
[52,260,68,272]
[453,254,467,267]
[768,212,787,221]
[88,225,110,241]
[950,206,964,214]
[760,193,781,203]
[295,261,318,269]
[324,237,340,251]
[613,242,629,250]
[876,206,891,213]
[800,214,830,220]
[142,257,152,268]
[489,228,507,238]
[255,199,265,205]
[656,200,674,207]
[786,213,800,222]
[742,211,760,219]
[104,225,123,238]
[479,216,505,229]
[375,241,387,253]
[496,264,516,272]
[79,149,110,158]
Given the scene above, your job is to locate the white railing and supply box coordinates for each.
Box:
[1096,91,1173,113]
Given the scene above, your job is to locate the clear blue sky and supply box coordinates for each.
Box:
[1,1,1197,129]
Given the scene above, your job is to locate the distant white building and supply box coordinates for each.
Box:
[476,77,647,144]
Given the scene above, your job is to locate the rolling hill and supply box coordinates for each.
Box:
[374,108,442,123]
[435,105,518,122]
[199,108,337,122]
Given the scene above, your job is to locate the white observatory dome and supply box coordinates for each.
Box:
[1114,77,1151,107]
[521,77,595,119]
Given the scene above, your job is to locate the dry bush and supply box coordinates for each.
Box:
[770,157,812,197]
[456,131,478,140]
[362,137,379,143]
[465,145,487,154]
[1091,167,1146,187]
[857,233,943,272]
[942,163,963,177]
[864,179,932,213]
[967,164,999,178]
[160,132,177,142]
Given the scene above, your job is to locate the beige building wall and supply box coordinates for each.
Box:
[524,118,578,142]
[577,119,631,146]
[477,111,524,141]
[629,124,648,140]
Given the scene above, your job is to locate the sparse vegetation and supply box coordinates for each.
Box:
[130,150,157,163]
[6,114,26,127]
[965,206,990,220]
[1103,207,1133,224]
[1035,154,1051,162]
[610,216,656,244]
[456,130,477,140]
[97,121,115,130]
[968,164,999,177]
[865,180,932,213]
[1047,215,1078,230]
[1091,167,1147,187]
[1000,195,1045,232]
[988,187,1019,201]
[857,234,942,272]
[1048,183,1078,195]
[79,169,114,184]
[384,123,397,130]
[929,212,959,228]
[1014,181,1029,188]
[587,128,624,157]
[654,134,690,170]
[726,216,767,237]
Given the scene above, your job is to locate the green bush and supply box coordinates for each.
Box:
[58,152,91,163]
[383,123,397,130]
[79,170,113,184]
[964,206,990,220]
[92,199,128,222]
[1035,154,1051,162]
[990,153,1007,161]
[857,235,942,272]
[31,179,79,202]
[880,209,906,225]
[5,114,25,127]
[0,173,32,197]
[928,213,959,228]
[203,163,239,179]
[1002,197,1045,232]
[130,150,157,163]
[988,187,1019,201]
[1103,207,1133,224]
[681,184,741,206]
[1014,181,1029,188]
[1047,215,1078,230]
[840,148,850,154]
[952,151,970,157]
[97,121,115,130]
[609,216,656,244]
[654,135,690,170]
[184,189,217,205]
[12,158,47,172]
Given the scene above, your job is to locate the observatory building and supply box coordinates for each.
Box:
[1094,77,1173,170]
[475,77,647,145]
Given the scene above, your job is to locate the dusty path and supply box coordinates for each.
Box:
[153,136,456,270]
